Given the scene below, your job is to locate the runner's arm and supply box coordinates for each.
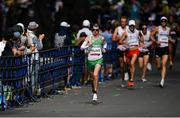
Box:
[80,37,91,50]
[169,28,176,44]
[150,27,159,45]
[112,27,120,42]
[76,37,86,46]
[119,32,127,44]
[102,37,107,53]
[139,31,145,48]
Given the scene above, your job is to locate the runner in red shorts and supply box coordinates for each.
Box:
[120,20,144,87]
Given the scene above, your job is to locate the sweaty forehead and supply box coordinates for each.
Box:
[121,18,127,22]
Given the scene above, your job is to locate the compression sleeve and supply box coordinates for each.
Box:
[80,41,89,50]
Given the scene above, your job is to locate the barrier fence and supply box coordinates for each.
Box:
[0,44,120,111]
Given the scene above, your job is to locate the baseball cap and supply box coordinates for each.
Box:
[60,21,70,27]
[160,16,168,21]
[129,20,135,26]
[83,20,90,27]
[28,21,39,30]
[17,23,25,33]
[162,0,168,4]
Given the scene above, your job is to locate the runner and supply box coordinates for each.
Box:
[138,24,153,82]
[151,16,174,88]
[113,16,129,87]
[120,20,143,87]
[81,24,107,101]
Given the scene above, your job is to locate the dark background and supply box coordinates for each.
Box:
[0,0,180,49]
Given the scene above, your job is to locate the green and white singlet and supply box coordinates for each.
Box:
[87,35,104,70]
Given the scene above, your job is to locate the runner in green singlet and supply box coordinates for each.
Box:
[81,24,107,101]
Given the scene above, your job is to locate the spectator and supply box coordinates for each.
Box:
[76,20,92,40]
[54,21,71,48]
[2,26,23,57]
[130,0,141,27]
[76,32,87,46]
[16,23,29,54]
[26,21,45,95]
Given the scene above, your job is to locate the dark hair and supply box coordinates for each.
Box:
[15,25,24,34]
[93,23,99,28]
[121,16,127,20]
[104,23,111,31]
[80,32,87,37]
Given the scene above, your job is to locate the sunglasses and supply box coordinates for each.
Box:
[161,20,167,23]
[142,27,147,29]
[92,29,99,31]
[129,25,135,27]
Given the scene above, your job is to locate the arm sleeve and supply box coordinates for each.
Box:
[80,41,89,50]
[102,37,107,49]
[103,41,107,49]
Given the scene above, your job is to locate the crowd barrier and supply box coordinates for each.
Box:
[0,44,120,111]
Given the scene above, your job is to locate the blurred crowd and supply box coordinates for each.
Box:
[0,0,180,51]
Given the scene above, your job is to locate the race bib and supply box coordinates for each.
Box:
[159,37,168,43]
[128,39,139,46]
[89,47,102,56]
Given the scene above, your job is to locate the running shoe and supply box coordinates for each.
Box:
[124,72,129,81]
[71,85,81,89]
[147,63,152,71]
[159,79,164,88]
[121,80,126,88]
[65,85,72,91]
[128,81,134,87]
[92,93,98,101]
[141,78,147,83]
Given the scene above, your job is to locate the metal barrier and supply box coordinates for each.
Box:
[39,47,72,96]
[0,56,28,110]
[0,44,119,111]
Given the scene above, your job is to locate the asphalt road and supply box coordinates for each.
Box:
[0,44,180,117]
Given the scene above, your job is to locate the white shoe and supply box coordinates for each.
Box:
[92,93,97,101]
[147,63,152,71]
[160,79,164,88]
[121,84,126,88]
[124,72,129,81]
[121,80,126,88]
[142,78,147,82]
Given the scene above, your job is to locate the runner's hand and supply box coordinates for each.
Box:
[102,48,106,53]
[156,41,160,45]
